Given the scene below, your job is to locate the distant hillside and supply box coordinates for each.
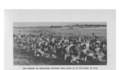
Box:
[14,24,106,28]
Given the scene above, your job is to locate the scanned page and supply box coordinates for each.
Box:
[4,10,116,70]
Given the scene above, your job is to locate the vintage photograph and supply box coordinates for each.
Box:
[13,22,107,65]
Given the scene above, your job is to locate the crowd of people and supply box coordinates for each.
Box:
[13,32,107,64]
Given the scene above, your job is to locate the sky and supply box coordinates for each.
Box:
[13,22,106,27]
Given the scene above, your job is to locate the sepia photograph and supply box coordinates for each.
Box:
[13,22,107,65]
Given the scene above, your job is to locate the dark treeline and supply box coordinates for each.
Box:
[50,24,106,28]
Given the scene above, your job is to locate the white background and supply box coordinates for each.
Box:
[0,0,119,70]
